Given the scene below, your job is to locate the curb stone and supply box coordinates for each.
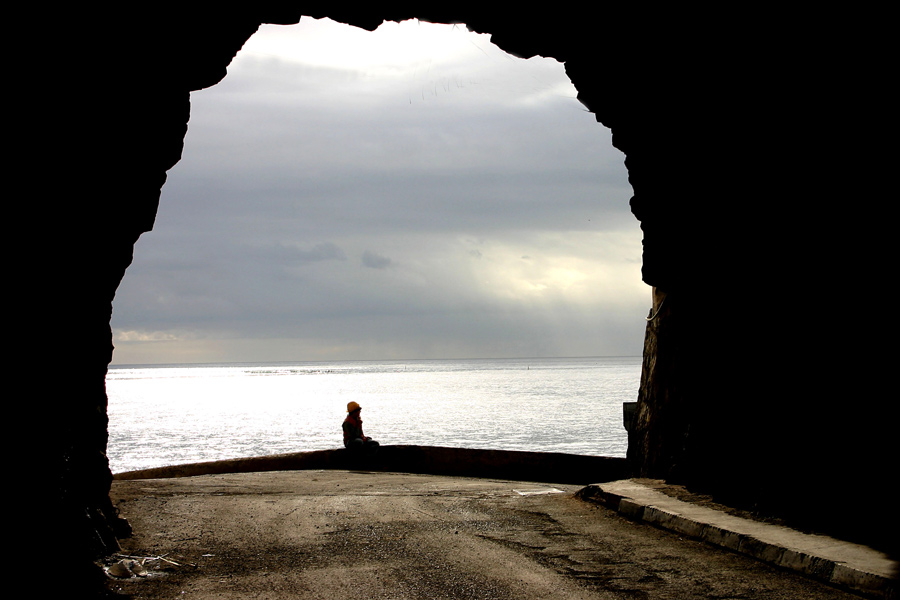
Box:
[577,479,897,599]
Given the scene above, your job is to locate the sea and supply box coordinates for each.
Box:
[106,356,642,474]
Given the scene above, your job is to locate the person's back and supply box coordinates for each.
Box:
[342,401,379,454]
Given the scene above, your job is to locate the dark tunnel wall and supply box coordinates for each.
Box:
[17,3,894,591]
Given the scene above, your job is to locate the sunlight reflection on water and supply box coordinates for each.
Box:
[106,357,640,473]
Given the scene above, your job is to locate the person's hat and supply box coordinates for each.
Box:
[347,401,361,413]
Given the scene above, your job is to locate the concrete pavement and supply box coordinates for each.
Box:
[105,448,897,599]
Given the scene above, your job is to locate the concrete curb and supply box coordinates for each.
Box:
[577,479,897,599]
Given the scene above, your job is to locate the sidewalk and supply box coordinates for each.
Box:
[579,479,897,599]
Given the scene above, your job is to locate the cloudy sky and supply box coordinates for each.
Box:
[110,18,648,365]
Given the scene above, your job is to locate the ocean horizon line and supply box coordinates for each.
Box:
[108,354,643,370]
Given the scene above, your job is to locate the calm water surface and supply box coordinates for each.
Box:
[106,356,641,473]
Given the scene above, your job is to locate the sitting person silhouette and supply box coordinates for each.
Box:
[342,401,379,455]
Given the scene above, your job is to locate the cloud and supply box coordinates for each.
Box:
[110,18,645,364]
[362,250,392,269]
[242,241,347,265]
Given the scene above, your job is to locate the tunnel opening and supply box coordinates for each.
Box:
[106,18,646,473]
[29,10,895,594]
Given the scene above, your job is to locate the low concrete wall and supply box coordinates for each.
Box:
[113,445,628,485]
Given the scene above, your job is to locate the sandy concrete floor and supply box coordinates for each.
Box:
[105,470,865,599]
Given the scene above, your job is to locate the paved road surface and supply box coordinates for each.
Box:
[105,470,873,599]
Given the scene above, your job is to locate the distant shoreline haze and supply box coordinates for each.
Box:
[108,354,643,370]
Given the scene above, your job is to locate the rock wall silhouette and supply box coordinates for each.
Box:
[18,3,892,592]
